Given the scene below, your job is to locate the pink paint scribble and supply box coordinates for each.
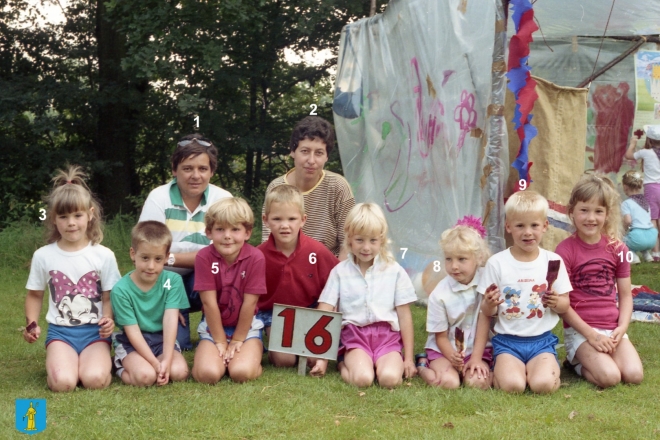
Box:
[384,101,415,213]
[453,90,477,152]
[592,83,634,173]
[411,57,444,158]
[442,70,455,87]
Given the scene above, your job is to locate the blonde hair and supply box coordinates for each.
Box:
[131,221,172,253]
[204,197,253,231]
[343,203,394,263]
[567,173,623,244]
[440,226,491,266]
[264,184,305,217]
[622,170,644,191]
[45,165,103,244]
[504,190,549,219]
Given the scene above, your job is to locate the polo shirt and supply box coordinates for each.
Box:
[139,179,232,275]
[257,231,338,311]
[194,243,267,327]
[318,255,417,331]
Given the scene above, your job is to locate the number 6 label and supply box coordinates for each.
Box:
[269,304,342,360]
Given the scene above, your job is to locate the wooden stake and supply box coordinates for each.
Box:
[298,356,307,376]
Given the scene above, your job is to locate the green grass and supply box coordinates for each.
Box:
[2,220,660,439]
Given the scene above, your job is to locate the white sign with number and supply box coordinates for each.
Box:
[269,304,342,360]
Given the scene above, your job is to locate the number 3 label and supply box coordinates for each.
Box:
[269,304,342,360]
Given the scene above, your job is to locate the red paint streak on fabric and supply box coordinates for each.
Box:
[548,201,568,214]
[592,83,634,173]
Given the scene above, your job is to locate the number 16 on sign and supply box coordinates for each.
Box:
[269,304,342,376]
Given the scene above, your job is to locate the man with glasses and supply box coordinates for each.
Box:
[139,135,232,350]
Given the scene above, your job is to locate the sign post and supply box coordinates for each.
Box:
[269,304,342,376]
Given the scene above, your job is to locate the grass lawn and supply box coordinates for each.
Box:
[1,220,660,439]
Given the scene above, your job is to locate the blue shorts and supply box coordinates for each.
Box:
[492,331,558,365]
[197,316,263,343]
[624,228,658,252]
[112,331,181,378]
[46,324,110,355]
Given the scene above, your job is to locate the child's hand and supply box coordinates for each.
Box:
[449,351,465,371]
[610,326,627,345]
[484,284,503,309]
[178,312,186,327]
[403,359,417,379]
[22,324,40,343]
[463,358,490,380]
[224,340,243,364]
[214,341,228,359]
[542,290,558,309]
[98,317,114,338]
[156,360,171,386]
[587,330,616,354]
[309,359,328,377]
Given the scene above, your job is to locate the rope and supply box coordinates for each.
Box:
[588,0,617,90]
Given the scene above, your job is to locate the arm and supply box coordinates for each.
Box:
[435,331,464,371]
[560,306,616,353]
[157,308,180,385]
[224,293,259,362]
[463,311,491,379]
[624,134,639,160]
[200,289,228,359]
[623,214,632,230]
[612,277,633,343]
[23,290,44,343]
[309,302,336,376]
[396,304,416,378]
[124,324,160,373]
[98,290,115,338]
[543,290,570,314]
[169,251,198,269]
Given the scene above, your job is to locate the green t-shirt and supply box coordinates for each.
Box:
[111,271,189,333]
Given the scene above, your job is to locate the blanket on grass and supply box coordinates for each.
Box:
[631,285,660,324]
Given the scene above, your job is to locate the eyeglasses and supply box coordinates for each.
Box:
[178,138,212,147]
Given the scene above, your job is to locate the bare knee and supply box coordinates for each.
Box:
[347,369,374,388]
[192,364,223,384]
[464,375,491,390]
[590,368,621,389]
[170,362,190,382]
[622,368,644,385]
[47,371,78,393]
[270,352,297,368]
[127,368,157,387]
[528,376,560,394]
[377,370,403,389]
[229,363,262,383]
[495,374,526,393]
[79,370,111,389]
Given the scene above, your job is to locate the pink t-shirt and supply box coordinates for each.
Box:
[555,235,630,330]
[194,243,267,327]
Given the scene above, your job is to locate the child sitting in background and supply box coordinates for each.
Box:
[192,198,266,384]
[417,216,493,390]
[257,184,338,367]
[23,165,120,392]
[557,174,643,388]
[310,203,417,388]
[479,190,572,394]
[621,170,657,263]
[111,221,190,386]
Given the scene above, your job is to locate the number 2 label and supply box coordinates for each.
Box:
[309,104,317,115]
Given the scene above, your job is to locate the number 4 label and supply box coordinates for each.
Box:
[269,304,342,361]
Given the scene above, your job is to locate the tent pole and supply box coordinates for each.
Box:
[576,37,648,88]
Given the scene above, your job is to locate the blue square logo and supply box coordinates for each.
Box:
[15,399,46,435]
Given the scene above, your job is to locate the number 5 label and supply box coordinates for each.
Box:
[269,304,342,360]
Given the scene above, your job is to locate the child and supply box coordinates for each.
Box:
[257,185,338,367]
[191,198,267,383]
[556,174,644,388]
[625,125,660,261]
[621,170,658,263]
[310,203,417,388]
[478,190,572,393]
[417,217,493,390]
[111,221,190,386]
[23,165,121,392]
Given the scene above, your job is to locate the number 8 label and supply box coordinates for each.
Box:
[269,304,342,360]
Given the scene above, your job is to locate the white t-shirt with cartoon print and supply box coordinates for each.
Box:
[477,248,572,337]
[26,242,121,326]
[425,267,492,356]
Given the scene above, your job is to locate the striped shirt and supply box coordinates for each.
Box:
[261,170,355,256]
[139,179,232,275]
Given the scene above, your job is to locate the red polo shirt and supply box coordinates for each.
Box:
[194,243,267,327]
[257,232,338,311]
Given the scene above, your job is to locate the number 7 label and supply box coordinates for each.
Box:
[269,304,342,360]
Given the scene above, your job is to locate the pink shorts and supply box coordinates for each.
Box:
[338,322,402,363]
[425,347,494,369]
[644,183,660,219]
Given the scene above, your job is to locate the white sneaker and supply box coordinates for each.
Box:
[642,251,654,262]
[630,252,641,264]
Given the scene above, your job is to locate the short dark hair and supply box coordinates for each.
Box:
[171,134,218,173]
[289,116,336,155]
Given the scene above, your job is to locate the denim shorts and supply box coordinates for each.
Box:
[255,309,273,329]
[112,331,181,378]
[492,331,558,364]
[46,323,110,355]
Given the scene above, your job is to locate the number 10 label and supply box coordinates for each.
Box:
[269,304,342,360]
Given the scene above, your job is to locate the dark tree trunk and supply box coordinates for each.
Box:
[94,0,142,216]
[244,76,258,198]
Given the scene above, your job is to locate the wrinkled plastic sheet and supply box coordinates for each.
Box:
[333,0,506,298]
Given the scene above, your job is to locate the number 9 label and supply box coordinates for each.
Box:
[269,304,342,360]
